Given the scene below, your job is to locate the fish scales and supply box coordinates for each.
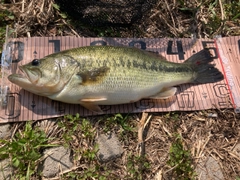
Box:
[8,45,224,112]
[64,46,193,86]
[47,46,194,106]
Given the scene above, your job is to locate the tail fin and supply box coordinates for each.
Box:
[184,49,224,84]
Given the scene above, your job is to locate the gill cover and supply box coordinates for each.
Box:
[11,54,80,96]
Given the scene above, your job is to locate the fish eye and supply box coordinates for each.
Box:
[32,59,40,66]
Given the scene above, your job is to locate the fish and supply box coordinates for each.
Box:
[8,45,224,113]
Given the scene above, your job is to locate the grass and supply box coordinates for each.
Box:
[57,114,120,179]
[0,1,14,53]
[41,114,147,179]
[100,114,134,134]
[1,0,239,49]
[0,0,240,179]
[167,134,195,179]
[58,113,96,146]
[126,154,151,180]
[0,104,239,179]
[0,122,57,179]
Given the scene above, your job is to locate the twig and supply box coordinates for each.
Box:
[164,159,184,174]
[197,132,212,159]
[137,112,152,156]
[218,0,225,21]
[154,169,163,180]
[40,0,45,13]
[62,19,80,37]
[212,148,224,160]
[42,166,80,180]
[157,118,172,138]
[164,0,176,30]
[35,151,53,164]
[21,0,25,12]
[228,151,240,161]
[10,122,22,139]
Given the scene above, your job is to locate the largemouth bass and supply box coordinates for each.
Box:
[8,46,224,112]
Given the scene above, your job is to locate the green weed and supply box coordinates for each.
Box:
[61,163,112,180]
[99,113,138,143]
[0,0,15,50]
[58,114,114,179]
[81,143,99,162]
[126,154,150,180]
[176,0,240,37]
[167,134,195,179]
[205,0,240,36]
[63,166,111,180]
[165,112,180,121]
[101,114,133,133]
[224,1,240,20]
[0,122,56,179]
[0,9,14,53]
[58,113,96,146]
[52,3,67,19]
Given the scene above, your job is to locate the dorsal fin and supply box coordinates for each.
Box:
[144,50,167,61]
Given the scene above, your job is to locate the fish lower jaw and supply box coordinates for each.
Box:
[8,74,31,85]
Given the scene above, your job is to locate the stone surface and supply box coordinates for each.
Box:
[97,133,124,162]
[0,123,11,139]
[196,156,224,180]
[39,146,73,178]
[0,158,12,180]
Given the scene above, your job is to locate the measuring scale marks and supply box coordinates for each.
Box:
[0,27,21,120]
[0,29,238,122]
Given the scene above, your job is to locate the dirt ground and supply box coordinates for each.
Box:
[1,0,240,179]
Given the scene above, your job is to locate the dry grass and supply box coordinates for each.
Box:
[33,110,240,179]
[1,0,239,39]
[0,0,240,179]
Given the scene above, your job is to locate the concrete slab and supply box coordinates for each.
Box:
[39,146,73,178]
[196,156,224,180]
[0,123,11,139]
[96,133,124,162]
[0,158,12,180]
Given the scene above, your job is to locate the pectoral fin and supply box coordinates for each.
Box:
[79,97,107,113]
[149,87,177,99]
[77,67,110,85]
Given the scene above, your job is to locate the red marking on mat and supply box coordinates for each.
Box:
[214,39,235,109]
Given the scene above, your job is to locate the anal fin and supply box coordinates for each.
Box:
[80,97,107,102]
[149,87,177,100]
[79,97,107,113]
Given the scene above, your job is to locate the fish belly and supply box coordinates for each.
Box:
[49,84,165,105]
[49,68,189,105]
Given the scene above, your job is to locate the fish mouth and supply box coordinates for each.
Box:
[8,73,32,86]
[8,66,41,85]
[19,66,41,84]
[8,67,46,95]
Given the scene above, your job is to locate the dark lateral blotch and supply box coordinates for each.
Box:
[78,66,110,85]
